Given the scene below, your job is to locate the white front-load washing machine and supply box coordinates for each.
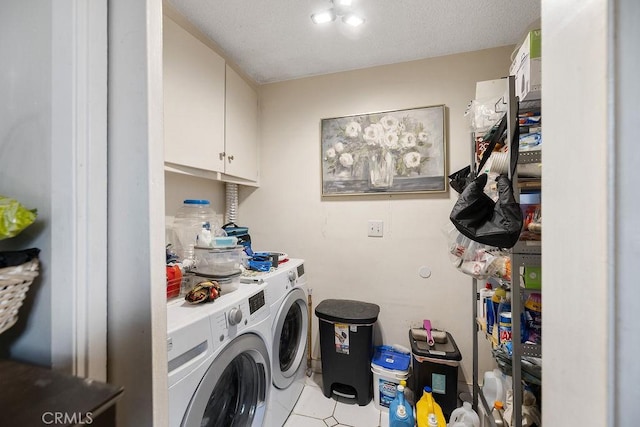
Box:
[243,259,309,427]
[167,282,272,427]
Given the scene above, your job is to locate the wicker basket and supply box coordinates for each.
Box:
[0,258,39,335]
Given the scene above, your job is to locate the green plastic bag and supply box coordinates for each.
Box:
[0,196,37,240]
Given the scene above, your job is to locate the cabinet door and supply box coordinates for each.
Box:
[224,65,259,182]
[163,17,225,172]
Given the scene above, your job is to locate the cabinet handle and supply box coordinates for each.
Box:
[227,155,234,163]
[219,152,225,160]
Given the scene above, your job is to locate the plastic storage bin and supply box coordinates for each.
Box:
[182,271,241,297]
[173,199,218,261]
[409,330,462,419]
[315,299,380,406]
[193,246,244,276]
[371,346,410,411]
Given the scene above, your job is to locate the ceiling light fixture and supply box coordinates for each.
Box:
[342,14,364,27]
[311,9,336,24]
[311,0,365,27]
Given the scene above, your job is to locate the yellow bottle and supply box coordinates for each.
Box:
[416,386,446,427]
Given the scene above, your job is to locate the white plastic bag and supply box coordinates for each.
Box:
[444,224,511,280]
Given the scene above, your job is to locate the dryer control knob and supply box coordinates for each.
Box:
[228,307,243,326]
[288,270,296,283]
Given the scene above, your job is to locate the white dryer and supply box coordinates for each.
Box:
[167,283,272,427]
[247,259,309,427]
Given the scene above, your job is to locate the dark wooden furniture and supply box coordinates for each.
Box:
[0,359,123,426]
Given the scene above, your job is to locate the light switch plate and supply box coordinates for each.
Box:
[368,220,383,237]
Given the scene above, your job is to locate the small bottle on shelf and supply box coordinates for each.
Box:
[479,282,494,322]
[497,291,512,346]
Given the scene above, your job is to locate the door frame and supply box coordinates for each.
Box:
[51,0,108,381]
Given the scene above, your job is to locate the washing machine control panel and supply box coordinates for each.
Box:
[297,263,305,278]
[249,290,266,314]
[210,289,269,343]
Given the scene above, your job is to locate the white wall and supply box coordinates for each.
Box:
[0,0,53,366]
[542,1,609,425]
[164,171,225,218]
[241,47,514,385]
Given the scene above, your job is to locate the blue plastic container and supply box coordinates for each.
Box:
[371,346,411,411]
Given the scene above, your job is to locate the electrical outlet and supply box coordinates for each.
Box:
[368,220,383,237]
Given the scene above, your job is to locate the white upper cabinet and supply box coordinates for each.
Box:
[224,65,259,183]
[163,16,260,186]
[163,16,225,174]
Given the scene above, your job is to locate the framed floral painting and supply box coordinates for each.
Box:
[321,105,447,196]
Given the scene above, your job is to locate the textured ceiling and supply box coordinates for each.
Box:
[166,0,540,84]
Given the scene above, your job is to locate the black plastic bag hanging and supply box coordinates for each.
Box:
[449,174,522,248]
[449,110,522,248]
[448,113,508,194]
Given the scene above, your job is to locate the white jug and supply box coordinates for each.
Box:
[482,369,506,409]
[448,402,480,427]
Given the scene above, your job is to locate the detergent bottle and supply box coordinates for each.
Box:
[416,386,446,427]
[389,380,414,427]
[486,286,506,335]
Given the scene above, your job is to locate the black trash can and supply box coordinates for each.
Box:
[315,299,380,406]
[409,329,462,419]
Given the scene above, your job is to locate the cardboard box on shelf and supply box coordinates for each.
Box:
[510,29,541,102]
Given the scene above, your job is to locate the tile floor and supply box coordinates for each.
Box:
[283,373,390,427]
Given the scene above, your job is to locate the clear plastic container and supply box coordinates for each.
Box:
[173,200,218,261]
[181,271,241,297]
[193,246,245,276]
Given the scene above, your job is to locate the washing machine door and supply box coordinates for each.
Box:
[272,287,309,389]
[182,334,270,427]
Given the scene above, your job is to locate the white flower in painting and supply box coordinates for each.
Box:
[383,131,399,149]
[400,132,417,148]
[403,151,421,168]
[339,152,354,167]
[334,142,345,153]
[380,115,399,132]
[418,131,429,143]
[325,147,336,159]
[363,123,384,145]
[398,123,406,133]
[345,121,361,138]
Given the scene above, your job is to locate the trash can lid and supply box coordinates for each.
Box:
[315,299,380,324]
[408,330,462,361]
